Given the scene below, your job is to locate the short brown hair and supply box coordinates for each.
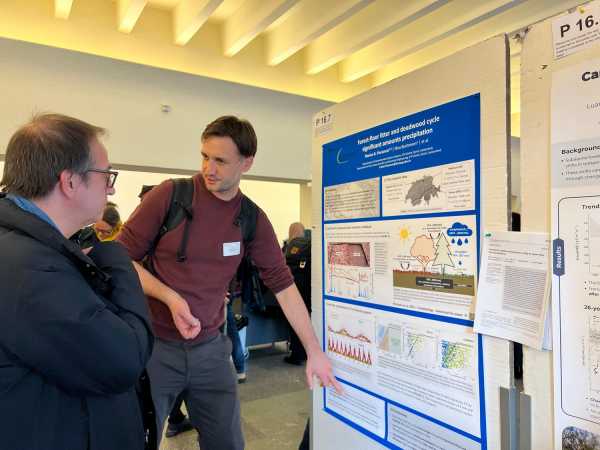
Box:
[1,113,105,198]
[101,204,121,228]
[201,116,257,157]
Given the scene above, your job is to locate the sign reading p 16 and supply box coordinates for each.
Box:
[558,14,599,38]
[552,2,600,59]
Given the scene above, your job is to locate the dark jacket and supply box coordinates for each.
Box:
[0,197,154,450]
[285,236,311,308]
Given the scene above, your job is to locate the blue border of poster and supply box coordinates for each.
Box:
[320,94,486,449]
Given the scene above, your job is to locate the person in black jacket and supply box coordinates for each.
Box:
[284,222,311,365]
[0,113,154,450]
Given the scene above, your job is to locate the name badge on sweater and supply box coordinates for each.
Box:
[223,242,241,257]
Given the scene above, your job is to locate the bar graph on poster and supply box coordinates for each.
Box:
[321,94,485,449]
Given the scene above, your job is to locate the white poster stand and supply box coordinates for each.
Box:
[520,1,600,449]
[311,35,510,450]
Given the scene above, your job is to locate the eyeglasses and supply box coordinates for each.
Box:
[86,168,119,188]
[93,224,115,238]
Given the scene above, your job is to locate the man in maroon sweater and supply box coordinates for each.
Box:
[118,116,340,450]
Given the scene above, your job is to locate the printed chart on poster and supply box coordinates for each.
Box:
[324,216,477,320]
[551,58,600,449]
[321,94,485,449]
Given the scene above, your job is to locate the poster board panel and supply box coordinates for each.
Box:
[312,35,510,450]
[520,2,600,449]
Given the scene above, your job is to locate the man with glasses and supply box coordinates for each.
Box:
[0,113,154,450]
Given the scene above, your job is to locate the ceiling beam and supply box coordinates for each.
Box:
[223,0,299,57]
[54,0,74,19]
[341,0,524,83]
[372,0,586,86]
[267,0,373,66]
[174,0,224,46]
[117,0,148,33]
[305,0,445,75]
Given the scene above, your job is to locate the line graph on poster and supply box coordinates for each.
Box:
[326,302,376,372]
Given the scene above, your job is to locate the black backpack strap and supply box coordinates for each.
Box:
[234,195,265,311]
[171,178,195,262]
[147,184,254,268]
[147,178,194,262]
[236,195,258,246]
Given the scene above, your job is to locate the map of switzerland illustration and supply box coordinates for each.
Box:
[406,175,441,206]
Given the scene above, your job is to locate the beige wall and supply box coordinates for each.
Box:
[0,36,322,240]
[0,37,330,181]
[299,183,312,230]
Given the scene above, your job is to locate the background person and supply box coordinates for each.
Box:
[283,222,311,365]
[93,201,122,241]
[226,276,248,383]
[70,201,122,247]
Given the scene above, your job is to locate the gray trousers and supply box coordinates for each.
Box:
[147,334,244,450]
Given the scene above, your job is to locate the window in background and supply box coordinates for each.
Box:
[0,162,302,245]
[111,169,302,246]
[113,170,301,246]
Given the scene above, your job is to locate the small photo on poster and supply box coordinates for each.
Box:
[562,426,600,450]
[326,242,374,300]
[324,178,380,221]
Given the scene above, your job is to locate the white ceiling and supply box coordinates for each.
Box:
[8,0,591,114]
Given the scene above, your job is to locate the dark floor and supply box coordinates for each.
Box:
[160,342,310,450]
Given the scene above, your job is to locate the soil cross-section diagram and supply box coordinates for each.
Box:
[326,242,374,300]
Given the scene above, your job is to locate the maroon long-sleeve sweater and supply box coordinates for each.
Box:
[117,174,293,342]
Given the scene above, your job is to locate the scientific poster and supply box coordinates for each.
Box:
[321,94,486,449]
[552,60,600,449]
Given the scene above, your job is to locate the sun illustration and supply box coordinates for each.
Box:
[399,227,410,241]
